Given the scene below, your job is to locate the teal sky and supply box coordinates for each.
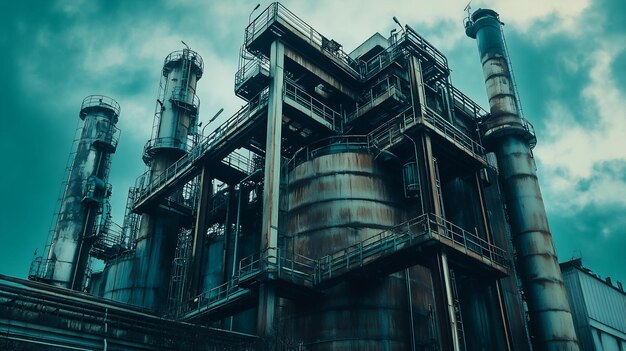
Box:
[1,0,625,284]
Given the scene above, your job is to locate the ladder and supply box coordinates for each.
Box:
[450,270,466,351]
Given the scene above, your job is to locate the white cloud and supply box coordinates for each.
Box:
[537,45,626,210]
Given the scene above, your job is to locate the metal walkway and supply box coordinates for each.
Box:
[133,90,270,212]
[180,213,509,321]
[133,79,344,213]
[369,106,487,165]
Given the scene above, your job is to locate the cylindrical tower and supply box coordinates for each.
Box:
[143,48,203,173]
[283,149,433,350]
[465,9,579,350]
[36,95,120,290]
[102,48,203,312]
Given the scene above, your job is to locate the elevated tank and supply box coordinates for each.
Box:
[283,149,436,350]
[35,95,120,290]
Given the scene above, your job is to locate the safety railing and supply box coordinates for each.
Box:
[91,220,125,259]
[133,89,270,209]
[93,122,121,152]
[181,211,509,319]
[284,80,342,131]
[238,247,317,286]
[245,3,361,75]
[171,86,200,112]
[359,26,448,82]
[346,75,409,123]
[450,85,488,119]
[477,113,537,149]
[80,95,121,119]
[368,107,414,150]
[244,4,451,87]
[316,213,509,282]
[287,135,371,172]
[367,105,485,163]
[28,257,55,281]
[184,279,247,318]
[287,104,485,173]
[221,151,255,176]
[235,55,270,89]
[422,107,486,161]
[403,27,449,74]
[163,48,204,78]
[362,44,405,80]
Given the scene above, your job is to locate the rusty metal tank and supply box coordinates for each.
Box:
[282,148,436,350]
[100,214,181,310]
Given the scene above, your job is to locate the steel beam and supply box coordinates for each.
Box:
[257,39,285,342]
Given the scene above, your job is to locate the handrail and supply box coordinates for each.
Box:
[133,88,270,208]
[316,213,508,283]
[181,212,510,319]
[403,26,448,72]
[235,55,270,88]
[366,105,485,162]
[287,102,486,172]
[245,3,361,76]
[346,75,409,123]
[284,80,342,131]
[163,49,204,78]
[94,120,121,150]
[287,135,371,172]
[171,86,200,112]
[80,95,121,119]
[450,85,488,118]
[422,107,485,159]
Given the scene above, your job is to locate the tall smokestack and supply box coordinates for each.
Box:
[465,9,579,350]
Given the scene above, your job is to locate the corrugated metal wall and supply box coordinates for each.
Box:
[563,264,626,351]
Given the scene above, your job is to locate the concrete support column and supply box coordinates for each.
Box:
[257,39,284,341]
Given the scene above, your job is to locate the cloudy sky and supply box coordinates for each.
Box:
[1,0,624,285]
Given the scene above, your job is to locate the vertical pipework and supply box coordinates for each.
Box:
[41,95,120,289]
[466,9,579,350]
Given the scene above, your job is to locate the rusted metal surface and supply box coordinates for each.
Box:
[466,9,579,350]
[34,96,120,290]
[284,151,432,349]
[100,49,203,313]
[257,39,285,340]
[0,274,257,350]
[101,213,181,312]
[482,165,532,350]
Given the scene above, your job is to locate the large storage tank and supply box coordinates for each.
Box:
[281,148,437,350]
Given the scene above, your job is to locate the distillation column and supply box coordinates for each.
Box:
[102,48,203,311]
[465,9,579,350]
[135,48,202,311]
[33,95,120,290]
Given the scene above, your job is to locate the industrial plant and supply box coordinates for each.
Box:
[6,3,623,350]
